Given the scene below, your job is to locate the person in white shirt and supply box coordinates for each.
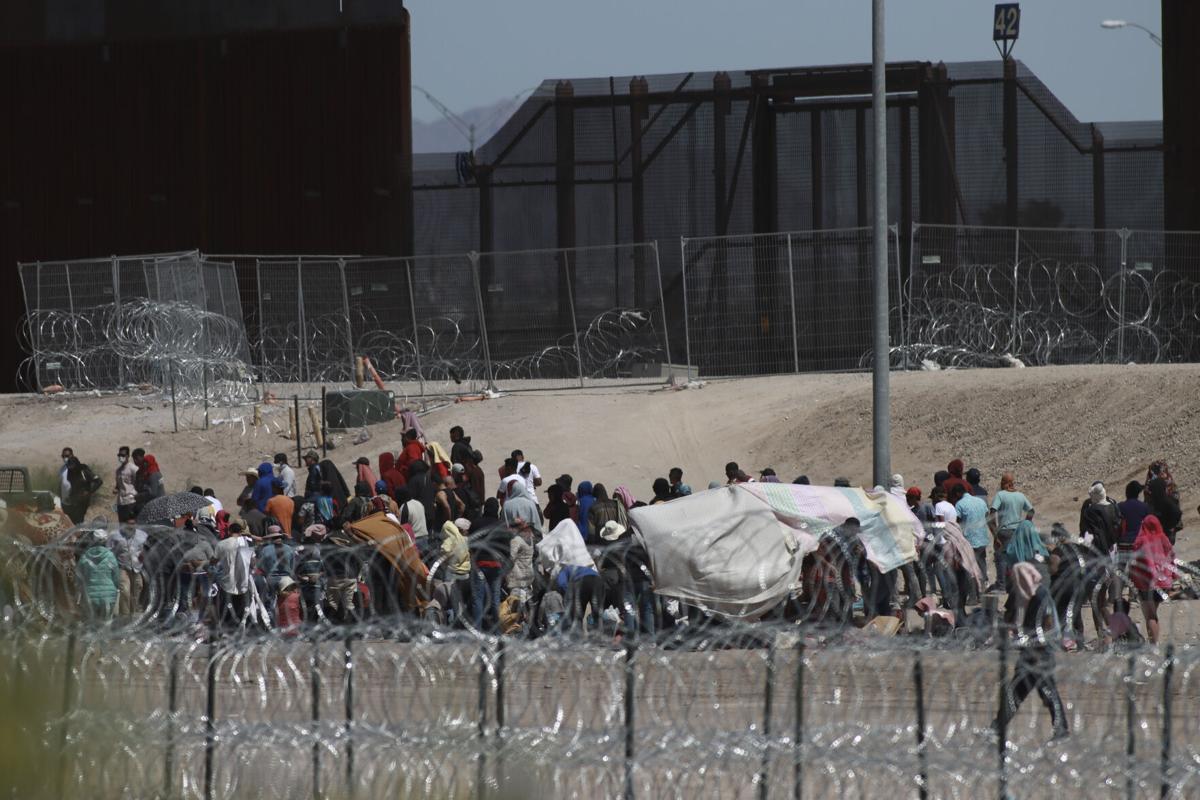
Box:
[273,453,298,497]
[512,449,541,497]
[114,446,139,522]
[497,458,524,505]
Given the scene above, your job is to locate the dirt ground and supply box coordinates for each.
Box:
[2,364,1196,556]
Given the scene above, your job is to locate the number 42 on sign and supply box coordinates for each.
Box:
[994,3,1020,59]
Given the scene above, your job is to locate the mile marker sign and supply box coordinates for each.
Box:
[994,3,1020,59]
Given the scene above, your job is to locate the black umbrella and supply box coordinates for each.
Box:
[136,492,212,524]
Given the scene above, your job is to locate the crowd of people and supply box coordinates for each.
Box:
[53,425,1189,664]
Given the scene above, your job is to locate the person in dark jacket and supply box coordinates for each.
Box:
[302,451,322,498]
[1144,461,1182,541]
[966,467,988,499]
[1078,481,1122,555]
[1117,481,1151,553]
[468,499,511,631]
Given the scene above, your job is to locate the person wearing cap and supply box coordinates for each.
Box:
[264,479,295,536]
[296,524,328,621]
[236,467,258,508]
[952,483,991,595]
[274,453,297,497]
[275,576,303,636]
[450,463,481,520]
[76,530,121,622]
[598,520,656,640]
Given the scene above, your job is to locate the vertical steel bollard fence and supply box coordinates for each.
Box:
[170,361,179,433]
[1161,644,1174,800]
[294,395,302,467]
[759,640,777,800]
[914,651,929,800]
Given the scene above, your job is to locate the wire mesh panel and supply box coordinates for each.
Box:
[18,253,250,394]
[254,260,305,385]
[1125,230,1200,364]
[905,225,1187,368]
[683,228,888,377]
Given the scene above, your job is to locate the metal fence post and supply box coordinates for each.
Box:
[297,257,308,385]
[494,637,506,789]
[624,642,637,800]
[311,640,321,800]
[562,249,586,387]
[477,640,489,800]
[294,395,302,467]
[163,645,179,798]
[997,635,1008,800]
[785,234,800,374]
[55,633,77,799]
[170,360,179,433]
[793,640,805,800]
[914,651,928,800]
[1118,229,1130,364]
[204,638,217,800]
[468,252,497,392]
[404,260,426,400]
[906,224,918,371]
[1009,228,1020,354]
[338,258,355,382]
[758,641,777,800]
[344,637,354,800]
[651,241,674,374]
[1126,652,1136,800]
[256,259,268,387]
[679,238,693,374]
[1161,644,1174,800]
[890,224,903,368]
[112,255,126,387]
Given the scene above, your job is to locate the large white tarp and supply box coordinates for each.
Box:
[629,483,921,619]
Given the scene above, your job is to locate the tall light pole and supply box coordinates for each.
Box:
[1100,19,1163,47]
[871,0,891,488]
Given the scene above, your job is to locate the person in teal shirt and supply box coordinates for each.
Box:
[952,484,990,594]
[988,473,1034,592]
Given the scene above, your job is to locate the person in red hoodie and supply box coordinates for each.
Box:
[941,459,972,500]
[1130,515,1177,644]
[378,452,407,496]
[396,429,426,479]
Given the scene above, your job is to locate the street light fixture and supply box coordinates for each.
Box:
[1100,19,1163,47]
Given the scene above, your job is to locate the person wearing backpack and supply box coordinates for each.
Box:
[64,457,102,524]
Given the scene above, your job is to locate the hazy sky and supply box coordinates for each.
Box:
[407,0,1162,130]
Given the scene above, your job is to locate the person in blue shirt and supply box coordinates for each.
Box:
[952,484,991,595]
